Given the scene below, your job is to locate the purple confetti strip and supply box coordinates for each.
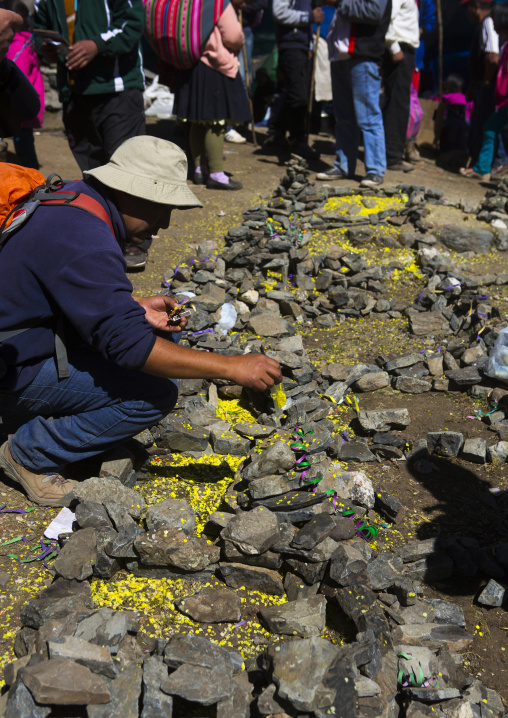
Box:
[473,312,488,318]
[476,295,489,300]
[190,329,215,336]
[416,291,425,303]
[234,620,246,628]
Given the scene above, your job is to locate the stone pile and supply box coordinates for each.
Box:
[3,160,508,717]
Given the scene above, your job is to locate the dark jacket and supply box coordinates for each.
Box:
[0,179,155,393]
[273,0,313,51]
[328,0,392,62]
[33,0,144,103]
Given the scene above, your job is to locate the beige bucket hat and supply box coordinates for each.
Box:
[84,136,202,209]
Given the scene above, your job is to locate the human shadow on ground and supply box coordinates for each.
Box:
[404,447,508,602]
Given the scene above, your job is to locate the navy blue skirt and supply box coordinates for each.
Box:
[174,60,250,123]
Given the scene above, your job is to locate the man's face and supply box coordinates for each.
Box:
[114,191,173,244]
[466,1,490,24]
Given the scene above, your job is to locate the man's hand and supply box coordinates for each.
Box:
[135,295,188,333]
[228,353,282,391]
[0,9,23,62]
[65,40,99,71]
[313,7,325,23]
[391,50,404,63]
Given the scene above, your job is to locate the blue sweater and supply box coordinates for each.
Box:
[0,179,156,393]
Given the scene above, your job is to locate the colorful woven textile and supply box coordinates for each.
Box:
[144,0,230,70]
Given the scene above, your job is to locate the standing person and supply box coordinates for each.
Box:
[0,136,282,507]
[382,0,419,172]
[174,0,250,190]
[264,0,324,159]
[460,3,508,179]
[316,0,391,187]
[33,0,149,270]
[5,0,44,169]
[462,0,500,167]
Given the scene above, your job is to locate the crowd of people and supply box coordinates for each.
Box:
[1,0,508,226]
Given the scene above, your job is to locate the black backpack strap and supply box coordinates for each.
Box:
[0,320,69,381]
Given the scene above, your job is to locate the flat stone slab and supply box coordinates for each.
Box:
[175,587,241,623]
[233,422,276,439]
[161,664,232,706]
[87,663,142,718]
[357,409,410,432]
[73,477,145,519]
[134,528,220,571]
[145,499,196,534]
[391,624,474,651]
[52,527,97,581]
[22,659,110,705]
[219,562,284,595]
[221,506,280,555]
[160,418,210,452]
[47,636,116,678]
[259,595,326,637]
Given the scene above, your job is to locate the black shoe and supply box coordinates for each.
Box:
[124,244,148,270]
[360,174,384,188]
[262,132,289,150]
[193,171,205,185]
[206,177,243,190]
[289,140,319,160]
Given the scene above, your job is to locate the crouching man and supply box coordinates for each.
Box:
[0,136,281,506]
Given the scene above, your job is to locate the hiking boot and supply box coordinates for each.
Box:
[123,244,148,270]
[0,442,77,507]
[405,141,420,163]
[387,161,415,173]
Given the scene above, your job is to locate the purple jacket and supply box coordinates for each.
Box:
[0,178,155,393]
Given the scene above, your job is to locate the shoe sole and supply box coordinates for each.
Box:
[125,261,147,270]
[0,442,73,508]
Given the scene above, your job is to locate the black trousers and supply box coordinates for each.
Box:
[63,88,146,172]
[273,47,310,141]
[382,45,415,165]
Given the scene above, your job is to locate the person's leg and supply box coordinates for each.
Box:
[99,89,146,160]
[204,123,225,173]
[473,105,508,175]
[189,121,207,170]
[13,128,39,169]
[62,95,106,172]
[350,59,386,177]
[469,85,495,165]
[382,47,415,166]
[4,345,178,473]
[281,49,310,144]
[330,59,359,177]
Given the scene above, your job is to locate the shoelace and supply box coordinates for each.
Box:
[41,474,70,487]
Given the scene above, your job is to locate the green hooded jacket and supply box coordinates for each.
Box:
[33,0,145,103]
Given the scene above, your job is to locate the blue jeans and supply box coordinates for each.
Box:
[331,59,386,177]
[474,104,508,176]
[1,345,178,473]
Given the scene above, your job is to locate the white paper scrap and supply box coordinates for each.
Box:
[44,507,75,540]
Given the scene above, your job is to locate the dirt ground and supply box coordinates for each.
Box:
[0,112,507,706]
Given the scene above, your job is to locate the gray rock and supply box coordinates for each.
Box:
[52,527,97,581]
[248,474,293,500]
[445,366,482,386]
[219,563,284,595]
[73,477,146,519]
[100,450,133,484]
[385,353,422,371]
[141,656,172,718]
[163,633,235,675]
[397,538,441,563]
[161,664,232,705]
[355,676,381,698]
[22,659,111,705]
[87,663,143,718]
[134,528,220,571]
[47,636,116,678]
[243,440,295,480]
[355,371,390,392]
[410,311,451,336]
[248,313,288,337]
[103,498,137,532]
[488,441,508,462]
[74,608,130,651]
[175,587,241,623]
[103,525,139,559]
[478,579,507,607]
[203,511,235,535]
[367,553,404,590]
[426,353,444,376]
[5,677,51,718]
[269,636,340,712]
[290,513,336,550]
[338,441,376,462]
[461,438,487,464]
[20,578,93,629]
[160,418,210,452]
[391,624,474,651]
[438,225,493,253]
[374,487,405,524]
[393,376,431,393]
[426,599,465,626]
[403,553,454,582]
[427,431,464,457]
[259,595,326,637]
[145,499,196,535]
[210,428,251,456]
[233,422,276,439]
[222,506,280,555]
[217,672,251,718]
[75,502,113,530]
[357,409,410,432]
[404,687,461,701]
[330,545,368,586]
